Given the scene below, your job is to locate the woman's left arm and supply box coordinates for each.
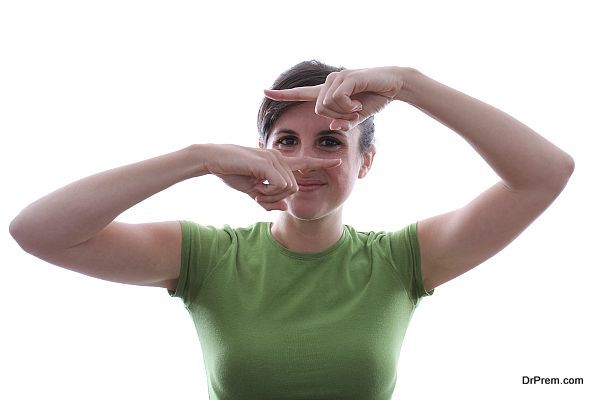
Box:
[395,68,575,292]
[264,66,575,292]
[397,67,574,192]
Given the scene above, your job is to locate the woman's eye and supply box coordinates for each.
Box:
[277,137,296,146]
[276,136,341,147]
[321,137,341,147]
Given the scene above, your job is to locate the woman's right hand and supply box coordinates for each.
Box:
[201,144,342,211]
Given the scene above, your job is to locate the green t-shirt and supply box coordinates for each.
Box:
[168,220,434,399]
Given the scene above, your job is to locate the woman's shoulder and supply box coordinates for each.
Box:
[345,222,415,245]
[180,220,266,232]
[178,220,268,247]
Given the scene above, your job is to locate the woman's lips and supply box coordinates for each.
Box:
[297,183,325,192]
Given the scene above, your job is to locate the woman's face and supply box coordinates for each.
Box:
[264,101,374,221]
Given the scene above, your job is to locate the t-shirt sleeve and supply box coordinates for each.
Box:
[167,220,233,306]
[383,222,434,307]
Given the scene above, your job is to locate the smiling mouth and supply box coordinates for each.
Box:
[297,183,325,192]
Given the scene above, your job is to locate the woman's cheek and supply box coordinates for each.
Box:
[329,166,352,190]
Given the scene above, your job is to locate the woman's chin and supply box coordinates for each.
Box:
[283,200,324,221]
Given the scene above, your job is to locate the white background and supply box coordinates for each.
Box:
[1,1,597,399]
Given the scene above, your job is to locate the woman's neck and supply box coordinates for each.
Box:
[270,209,344,253]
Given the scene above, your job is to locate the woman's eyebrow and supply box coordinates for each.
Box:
[273,128,348,137]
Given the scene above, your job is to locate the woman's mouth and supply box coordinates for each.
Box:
[297,182,326,192]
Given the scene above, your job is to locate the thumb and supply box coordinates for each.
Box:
[285,156,342,173]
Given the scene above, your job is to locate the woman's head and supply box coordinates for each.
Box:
[257,59,375,156]
[256,60,377,221]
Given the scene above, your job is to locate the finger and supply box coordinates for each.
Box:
[284,156,342,173]
[331,78,367,112]
[322,74,352,114]
[279,157,299,195]
[245,188,287,212]
[253,179,286,196]
[255,190,296,204]
[330,113,361,131]
[325,96,363,116]
[255,160,299,203]
[255,189,292,206]
[252,169,295,202]
[257,201,287,211]
[264,86,321,101]
[316,73,336,114]
[272,150,301,192]
[316,80,362,121]
[316,74,359,120]
[318,108,363,122]
[271,156,295,195]
[255,163,289,195]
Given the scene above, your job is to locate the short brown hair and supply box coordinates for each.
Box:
[257,59,375,154]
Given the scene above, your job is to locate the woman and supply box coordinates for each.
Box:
[9,60,574,399]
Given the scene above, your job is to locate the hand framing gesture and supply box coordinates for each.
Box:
[264,66,411,131]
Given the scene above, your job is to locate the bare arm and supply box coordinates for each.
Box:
[262,67,575,293]
[397,68,574,192]
[396,68,574,291]
[9,145,207,251]
[8,143,333,289]
[9,145,209,289]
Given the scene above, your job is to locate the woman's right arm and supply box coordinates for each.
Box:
[8,144,211,290]
[8,143,339,290]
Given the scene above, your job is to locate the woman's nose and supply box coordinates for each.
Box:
[297,145,317,159]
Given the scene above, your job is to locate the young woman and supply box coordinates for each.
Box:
[10,60,574,399]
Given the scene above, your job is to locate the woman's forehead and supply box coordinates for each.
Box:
[275,101,319,121]
[272,102,356,135]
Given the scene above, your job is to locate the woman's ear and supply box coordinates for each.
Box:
[358,147,376,179]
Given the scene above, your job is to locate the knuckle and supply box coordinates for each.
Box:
[315,103,327,114]
[274,184,287,194]
[331,89,345,101]
[264,185,278,194]
[325,72,339,82]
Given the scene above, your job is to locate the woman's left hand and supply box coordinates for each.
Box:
[264,66,413,131]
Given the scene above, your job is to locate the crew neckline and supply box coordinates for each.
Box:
[262,221,349,260]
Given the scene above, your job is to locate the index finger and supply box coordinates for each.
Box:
[264,85,322,101]
[283,156,342,172]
